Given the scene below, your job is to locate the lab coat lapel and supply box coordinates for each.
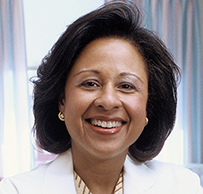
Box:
[124,155,158,194]
[43,150,76,194]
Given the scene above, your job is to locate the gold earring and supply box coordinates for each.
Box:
[58,112,65,121]
[145,117,149,126]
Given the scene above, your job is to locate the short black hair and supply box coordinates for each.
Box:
[32,1,180,162]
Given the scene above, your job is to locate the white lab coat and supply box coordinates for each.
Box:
[0,149,202,194]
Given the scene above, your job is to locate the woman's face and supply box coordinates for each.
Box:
[59,37,148,159]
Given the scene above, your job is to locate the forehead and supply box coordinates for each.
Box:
[71,37,147,73]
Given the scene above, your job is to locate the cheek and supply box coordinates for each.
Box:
[63,92,93,127]
[64,87,86,112]
[63,99,84,139]
[124,97,147,135]
[125,96,147,117]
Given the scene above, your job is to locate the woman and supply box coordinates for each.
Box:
[0,2,202,194]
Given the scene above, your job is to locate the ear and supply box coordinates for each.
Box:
[59,99,65,113]
[58,93,65,112]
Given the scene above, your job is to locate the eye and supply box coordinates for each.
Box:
[118,83,137,93]
[80,80,100,89]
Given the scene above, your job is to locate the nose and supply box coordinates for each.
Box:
[94,84,122,111]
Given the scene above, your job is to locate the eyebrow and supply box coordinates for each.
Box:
[74,69,144,83]
[74,69,100,76]
[120,72,144,83]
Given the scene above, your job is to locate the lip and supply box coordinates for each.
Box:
[88,122,123,135]
[85,116,126,135]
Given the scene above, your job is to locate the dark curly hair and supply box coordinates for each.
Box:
[32,1,180,162]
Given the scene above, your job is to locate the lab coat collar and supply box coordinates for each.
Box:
[43,150,76,194]
[42,150,158,194]
[124,155,158,193]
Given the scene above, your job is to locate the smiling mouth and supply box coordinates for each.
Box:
[88,119,123,129]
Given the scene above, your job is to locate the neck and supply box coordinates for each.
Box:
[71,143,127,194]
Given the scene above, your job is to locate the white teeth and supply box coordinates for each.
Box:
[101,121,107,128]
[90,119,122,128]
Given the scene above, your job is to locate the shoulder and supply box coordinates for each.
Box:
[145,160,197,179]
[145,160,203,193]
[124,156,203,193]
[0,150,74,194]
[0,161,51,194]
